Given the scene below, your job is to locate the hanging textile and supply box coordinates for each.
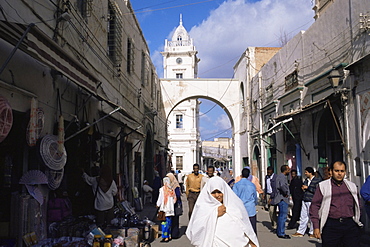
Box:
[57,115,64,153]
[28,97,38,146]
[26,98,44,146]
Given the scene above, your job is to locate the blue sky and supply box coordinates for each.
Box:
[130,0,315,140]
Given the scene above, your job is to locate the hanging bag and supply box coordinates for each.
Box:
[174,202,183,216]
[157,211,166,221]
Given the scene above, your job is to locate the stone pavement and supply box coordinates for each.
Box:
[138,193,370,247]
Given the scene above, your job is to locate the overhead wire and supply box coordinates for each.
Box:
[130,0,216,15]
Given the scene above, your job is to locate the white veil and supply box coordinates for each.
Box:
[186,176,259,247]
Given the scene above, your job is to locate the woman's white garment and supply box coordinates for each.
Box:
[156,187,175,216]
[186,176,259,247]
[82,173,117,211]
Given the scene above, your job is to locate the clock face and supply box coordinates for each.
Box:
[176,58,182,64]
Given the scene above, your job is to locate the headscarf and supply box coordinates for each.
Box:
[98,165,113,193]
[163,177,176,205]
[186,176,259,247]
[166,173,180,189]
[220,168,235,187]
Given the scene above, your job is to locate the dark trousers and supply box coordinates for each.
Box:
[179,183,184,193]
[171,215,180,238]
[322,218,360,247]
[96,207,114,227]
[187,192,200,219]
[249,215,257,235]
[287,197,302,228]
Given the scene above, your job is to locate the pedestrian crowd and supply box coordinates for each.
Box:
[146,160,370,247]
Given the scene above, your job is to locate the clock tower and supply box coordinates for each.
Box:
[161,15,200,79]
[161,15,202,172]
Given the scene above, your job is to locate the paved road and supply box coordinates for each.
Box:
[139,194,369,247]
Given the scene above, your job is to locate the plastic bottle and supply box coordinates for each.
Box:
[93,235,102,247]
[104,235,112,247]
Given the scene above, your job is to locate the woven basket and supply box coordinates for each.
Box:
[0,95,13,143]
[39,134,67,170]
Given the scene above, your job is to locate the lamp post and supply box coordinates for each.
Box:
[327,68,342,88]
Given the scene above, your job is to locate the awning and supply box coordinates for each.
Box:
[274,97,328,122]
[262,118,292,137]
[0,21,98,94]
[345,53,370,70]
[0,21,140,127]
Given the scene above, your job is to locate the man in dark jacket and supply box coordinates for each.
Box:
[270,165,291,239]
[287,169,303,229]
[292,167,321,238]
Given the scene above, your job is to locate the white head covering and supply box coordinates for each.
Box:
[186,176,259,247]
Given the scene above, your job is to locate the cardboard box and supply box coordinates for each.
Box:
[151,225,159,239]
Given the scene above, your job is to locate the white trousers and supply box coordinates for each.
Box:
[297,201,313,235]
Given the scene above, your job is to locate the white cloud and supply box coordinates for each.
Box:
[184,0,315,78]
[214,114,231,130]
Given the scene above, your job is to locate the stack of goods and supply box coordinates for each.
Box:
[33,237,87,247]
[49,217,92,239]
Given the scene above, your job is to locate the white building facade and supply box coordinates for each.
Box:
[161,16,201,173]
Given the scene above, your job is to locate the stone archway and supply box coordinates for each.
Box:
[252,145,262,180]
[160,78,243,172]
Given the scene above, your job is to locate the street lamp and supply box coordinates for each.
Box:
[328,68,341,88]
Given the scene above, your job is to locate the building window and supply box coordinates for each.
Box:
[127,38,135,74]
[176,73,183,79]
[176,156,183,170]
[107,0,123,64]
[265,83,273,103]
[252,100,258,113]
[141,52,147,85]
[176,114,183,128]
[78,0,92,18]
[285,70,298,91]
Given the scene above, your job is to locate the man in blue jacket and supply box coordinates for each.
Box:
[233,167,258,234]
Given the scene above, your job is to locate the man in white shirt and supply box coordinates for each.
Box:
[263,166,277,231]
[177,170,184,193]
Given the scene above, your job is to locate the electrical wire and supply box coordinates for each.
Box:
[130,0,216,15]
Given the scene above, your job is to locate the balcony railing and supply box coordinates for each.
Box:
[168,40,192,47]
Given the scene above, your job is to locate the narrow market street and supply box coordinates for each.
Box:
[138,193,370,247]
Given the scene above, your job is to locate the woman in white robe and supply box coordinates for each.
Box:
[156,177,177,242]
[186,176,259,247]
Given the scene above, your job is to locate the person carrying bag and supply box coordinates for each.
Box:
[156,177,177,242]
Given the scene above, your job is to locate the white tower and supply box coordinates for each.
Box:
[161,15,201,173]
[161,14,200,79]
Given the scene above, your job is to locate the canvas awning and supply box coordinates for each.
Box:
[0,21,140,127]
[0,21,98,94]
[262,118,293,137]
[274,98,328,122]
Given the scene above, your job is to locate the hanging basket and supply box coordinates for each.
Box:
[45,168,64,190]
[39,134,67,170]
[0,95,13,143]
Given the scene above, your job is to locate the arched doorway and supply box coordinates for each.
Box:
[252,146,262,180]
[266,133,277,173]
[317,107,343,167]
[144,130,154,185]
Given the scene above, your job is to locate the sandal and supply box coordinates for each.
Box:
[160,238,169,242]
